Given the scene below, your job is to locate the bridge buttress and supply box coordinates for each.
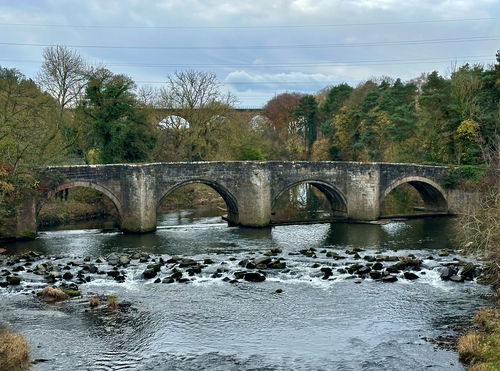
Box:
[345,164,381,221]
[232,167,272,227]
[120,167,157,234]
[15,194,37,239]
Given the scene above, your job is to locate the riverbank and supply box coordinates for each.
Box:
[458,305,500,370]
[38,199,117,228]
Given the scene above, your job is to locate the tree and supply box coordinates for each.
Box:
[37,45,88,115]
[0,67,65,167]
[0,67,70,230]
[319,83,353,120]
[262,92,304,134]
[157,71,236,161]
[293,95,318,157]
[77,69,156,164]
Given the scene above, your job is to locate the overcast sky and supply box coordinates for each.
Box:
[0,0,499,107]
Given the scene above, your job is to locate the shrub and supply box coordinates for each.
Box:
[107,296,118,309]
[37,286,69,302]
[0,328,29,370]
[89,297,100,308]
[457,332,482,363]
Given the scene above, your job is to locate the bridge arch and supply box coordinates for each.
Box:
[40,181,123,219]
[381,176,448,213]
[157,179,239,224]
[272,180,348,218]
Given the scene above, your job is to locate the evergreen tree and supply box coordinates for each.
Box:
[77,70,156,164]
[293,95,318,157]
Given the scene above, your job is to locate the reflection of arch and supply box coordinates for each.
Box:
[157,179,239,224]
[40,181,123,219]
[272,180,348,217]
[381,176,448,212]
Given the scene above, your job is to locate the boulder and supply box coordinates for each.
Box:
[115,275,126,282]
[440,266,458,280]
[386,265,401,274]
[178,258,198,268]
[321,267,333,280]
[142,269,157,279]
[147,264,162,273]
[460,263,476,281]
[372,262,384,271]
[369,271,382,280]
[243,272,266,282]
[62,272,74,280]
[450,275,464,282]
[170,270,183,280]
[107,254,119,265]
[357,266,371,275]
[403,271,419,280]
[382,275,398,282]
[268,261,286,269]
[107,270,120,278]
[119,256,130,266]
[245,262,257,269]
[187,265,203,276]
[299,249,316,258]
[253,256,272,266]
[7,276,21,285]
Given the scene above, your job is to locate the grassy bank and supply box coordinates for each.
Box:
[0,328,29,370]
[458,306,500,370]
[456,169,499,370]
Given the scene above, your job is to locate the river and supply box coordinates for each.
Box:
[0,210,492,370]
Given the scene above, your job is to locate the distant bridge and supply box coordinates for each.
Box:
[11,161,477,239]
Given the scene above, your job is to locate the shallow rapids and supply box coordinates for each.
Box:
[0,214,492,370]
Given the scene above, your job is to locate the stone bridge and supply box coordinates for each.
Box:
[13,161,476,238]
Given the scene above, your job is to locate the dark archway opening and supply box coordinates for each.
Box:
[380,180,448,217]
[157,182,239,227]
[38,186,120,231]
[272,182,347,224]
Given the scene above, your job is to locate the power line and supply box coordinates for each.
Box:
[0,36,498,50]
[0,55,492,68]
[0,17,498,29]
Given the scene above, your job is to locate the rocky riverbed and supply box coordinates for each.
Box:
[0,217,493,370]
[0,243,484,294]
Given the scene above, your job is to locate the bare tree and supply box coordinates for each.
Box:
[37,45,88,114]
[157,71,237,161]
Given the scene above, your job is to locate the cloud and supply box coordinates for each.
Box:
[0,0,498,107]
[223,70,362,92]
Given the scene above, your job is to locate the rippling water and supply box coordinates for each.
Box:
[0,212,492,370]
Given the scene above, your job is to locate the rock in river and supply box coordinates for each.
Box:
[143,268,157,279]
[382,275,398,283]
[403,271,419,280]
[243,272,266,282]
